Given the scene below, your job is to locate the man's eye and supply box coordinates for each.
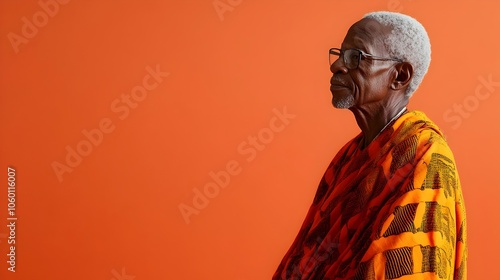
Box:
[349,53,359,61]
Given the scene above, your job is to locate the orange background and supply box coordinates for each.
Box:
[1,0,499,279]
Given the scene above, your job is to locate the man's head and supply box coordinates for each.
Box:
[329,12,431,109]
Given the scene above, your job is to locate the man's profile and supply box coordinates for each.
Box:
[273,11,467,279]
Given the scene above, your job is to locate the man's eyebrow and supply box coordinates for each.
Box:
[341,41,368,52]
[353,34,372,50]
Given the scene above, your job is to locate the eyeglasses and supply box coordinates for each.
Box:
[329,48,403,70]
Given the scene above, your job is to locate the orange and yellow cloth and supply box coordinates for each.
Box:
[273,111,467,279]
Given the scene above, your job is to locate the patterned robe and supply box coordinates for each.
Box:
[273,111,467,279]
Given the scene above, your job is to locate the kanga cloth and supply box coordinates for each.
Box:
[273,110,467,280]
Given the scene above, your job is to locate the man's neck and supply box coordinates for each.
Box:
[350,100,409,149]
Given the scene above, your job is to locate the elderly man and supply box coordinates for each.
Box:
[273,12,467,279]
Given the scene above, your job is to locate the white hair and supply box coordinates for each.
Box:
[363,11,431,97]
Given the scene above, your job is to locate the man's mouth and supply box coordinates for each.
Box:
[330,77,349,89]
[330,84,347,89]
[330,83,350,93]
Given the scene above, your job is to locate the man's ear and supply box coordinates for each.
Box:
[390,62,413,90]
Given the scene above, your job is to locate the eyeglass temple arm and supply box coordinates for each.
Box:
[364,53,402,62]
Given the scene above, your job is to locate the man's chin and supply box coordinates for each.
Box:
[332,97,354,109]
[330,88,354,109]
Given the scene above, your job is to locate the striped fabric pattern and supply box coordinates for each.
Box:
[273,111,467,279]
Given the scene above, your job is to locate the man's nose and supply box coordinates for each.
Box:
[330,57,348,75]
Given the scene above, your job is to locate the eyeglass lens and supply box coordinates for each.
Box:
[329,49,361,69]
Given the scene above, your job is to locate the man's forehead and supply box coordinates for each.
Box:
[342,18,389,50]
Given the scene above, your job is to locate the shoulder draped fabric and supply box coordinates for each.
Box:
[273,111,467,280]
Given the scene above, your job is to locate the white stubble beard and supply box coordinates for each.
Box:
[332,94,355,109]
